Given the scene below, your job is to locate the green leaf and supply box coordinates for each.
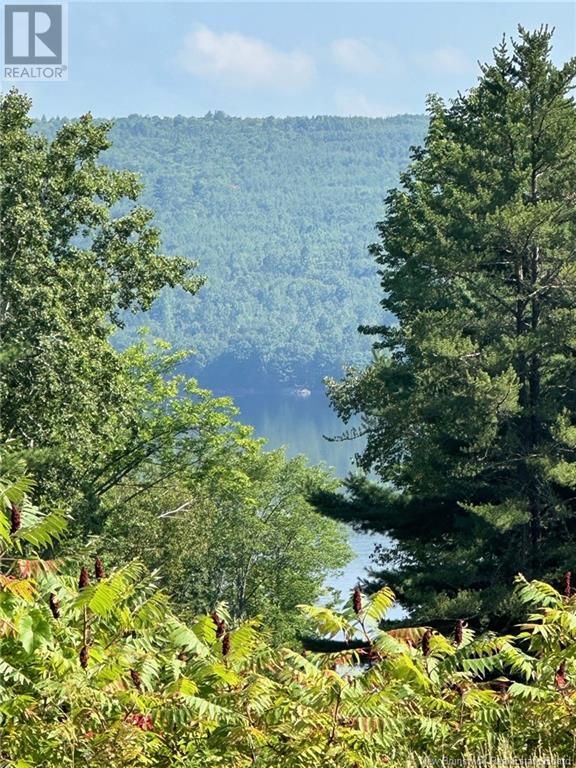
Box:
[364,586,396,624]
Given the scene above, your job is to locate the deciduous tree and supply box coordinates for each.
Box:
[0,89,203,511]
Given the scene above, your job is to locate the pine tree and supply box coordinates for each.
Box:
[324,27,576,628]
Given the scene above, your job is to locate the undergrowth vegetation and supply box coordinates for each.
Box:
[1,450,575,767]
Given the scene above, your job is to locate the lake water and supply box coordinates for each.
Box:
[231,390,388,603]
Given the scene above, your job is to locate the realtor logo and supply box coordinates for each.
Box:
[3,4,68,80]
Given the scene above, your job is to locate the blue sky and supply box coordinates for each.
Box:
[6,1,575,118]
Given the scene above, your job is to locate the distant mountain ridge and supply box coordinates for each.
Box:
[38,112,429,389]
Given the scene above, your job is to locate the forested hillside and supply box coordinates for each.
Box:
[37,113,428,388]
[4,25,576,764]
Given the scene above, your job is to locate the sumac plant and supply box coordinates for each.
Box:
[0,450,575,767]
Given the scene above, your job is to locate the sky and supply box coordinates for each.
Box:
[3,1,575,118]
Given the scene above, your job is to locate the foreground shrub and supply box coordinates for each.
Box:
[0,451,575,766]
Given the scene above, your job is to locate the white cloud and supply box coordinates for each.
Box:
[331,38,382,75]
[416,47,472,75]
[331,38,470,79]
[175,24,315,90]
[334,89,407,118]
[330,38,405,77]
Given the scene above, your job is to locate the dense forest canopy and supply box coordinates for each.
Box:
[37,113,428,388]
[1,89,351,644]
[3,23,576,764]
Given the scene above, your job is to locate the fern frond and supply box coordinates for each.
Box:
[507,682,554,701]
[73,561,147,616]
[16,510,68,549]
[168,618,211,659]
[0,575,36,602]
[363,586,396,624]
[298,604,355,638]
[514,575,561,608]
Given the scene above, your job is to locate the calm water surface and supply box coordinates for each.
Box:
[232,391,388,603]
